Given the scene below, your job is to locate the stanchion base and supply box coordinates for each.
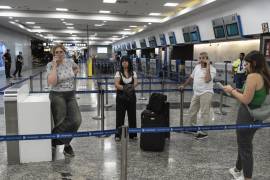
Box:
[104,104,112,108]
[138,97,147,100]
[215,111,227,115]
[97,134,111,138]
[92,116,102,120]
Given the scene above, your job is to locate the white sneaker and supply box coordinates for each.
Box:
[229,167,242,179]
[235,176,244,180]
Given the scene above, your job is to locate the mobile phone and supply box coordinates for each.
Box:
[216,82,230,96]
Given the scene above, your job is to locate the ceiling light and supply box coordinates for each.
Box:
[9,17,13,19]
[99,10,111,14]
[129,25,138,28]
[61,19,65,21]
[15,20,19,22]
[67,27,74,29]
[0,6,12,9]
[33,26,41,28]
[56,8,68,11]
[148,22,152,25]
[26,22,35,24]
[65,23,74,26]
[164,3,179,7]
[149,13,161,16]
[72,35,77,37]
[103,0,117,3]
[103,21,107,23]
[124,29,131,31]
[94,24,104,27]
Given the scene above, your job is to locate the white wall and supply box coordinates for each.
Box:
[194,39,260,63]
[0,26,32,73]
[113,0,270,48]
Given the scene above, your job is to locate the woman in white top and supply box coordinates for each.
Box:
[47,44,81,157]
[114,56,138,141]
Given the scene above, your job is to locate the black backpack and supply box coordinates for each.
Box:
[146,93,167,114]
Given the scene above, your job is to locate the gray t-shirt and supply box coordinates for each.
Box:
[46,60,77,91]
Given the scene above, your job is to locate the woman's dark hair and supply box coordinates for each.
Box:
[244,50,270,93]
[120,56,133,76]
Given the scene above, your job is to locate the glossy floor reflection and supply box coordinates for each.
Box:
[0,65,269,180]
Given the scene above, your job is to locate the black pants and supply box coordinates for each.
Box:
[5,64,11,78]
[49,91,82,145]
[13,63,22,76]
[236,104,260,178]
[115,95,137,138]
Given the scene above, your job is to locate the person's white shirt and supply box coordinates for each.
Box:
[114,71,137,84]
[191,64,216,96]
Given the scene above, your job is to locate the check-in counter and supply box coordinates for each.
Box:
[4,83,52,164]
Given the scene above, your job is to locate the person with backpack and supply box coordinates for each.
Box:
[114,56,138,141]
[223,51,270,180]
[179,52,216,140]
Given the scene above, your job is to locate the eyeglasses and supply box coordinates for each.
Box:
[55,51,64,54]
[199,56,208,60]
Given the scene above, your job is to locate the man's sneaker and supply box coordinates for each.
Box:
[63,145,75,157]
[229,167,242,179]
[194,132,208,140]
[115,137,121,142]
[234,176,244,180]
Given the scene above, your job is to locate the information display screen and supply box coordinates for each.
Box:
[140,39,147,48]
[131,41,137,49]
[159,34,167,46]
[214,26,226,38]
[191,32,199,42]
[183,32,191,43]
[226,23,239,37]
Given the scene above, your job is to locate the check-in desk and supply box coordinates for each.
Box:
[214,62,233,84]
[4,83,52,164]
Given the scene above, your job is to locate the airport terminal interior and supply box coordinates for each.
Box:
[0,0,270,179]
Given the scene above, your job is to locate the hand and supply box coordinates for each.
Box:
[223,85,234,94]
[51,57,58,68]
[178,85,184,91]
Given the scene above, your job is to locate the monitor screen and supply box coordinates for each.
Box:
[159,34,167,46]
[148,36,157,47]
[168,32,176,45]
[131,41,137,49]
[183,33,191,42]
[97,47,107,53]
[126,43,131,50]
[191,32,199,42]
[226,23,239,37]
[214,26,226,38]
[140,39,147,48]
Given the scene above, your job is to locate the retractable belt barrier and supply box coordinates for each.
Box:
[0,123,270,142]
[0,71,43,95]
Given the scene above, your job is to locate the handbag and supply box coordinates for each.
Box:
[246,95,270,121]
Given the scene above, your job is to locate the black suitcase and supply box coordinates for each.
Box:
[140,102,170,151]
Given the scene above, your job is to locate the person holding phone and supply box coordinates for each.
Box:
[47,44,81,157]
[179,52,216,139]
[223,51,270,180]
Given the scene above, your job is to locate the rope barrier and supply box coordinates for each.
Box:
[1,123,269,142]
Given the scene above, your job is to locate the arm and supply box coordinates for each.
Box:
[224,74,257,105]
[72,63,80,75]
[47,61,58,86]
[115,77,124,91]
[179,76,193,90]
[204,62,212,82]
[133,77,138,88]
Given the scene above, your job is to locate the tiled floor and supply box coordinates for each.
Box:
[0,63,269,180]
